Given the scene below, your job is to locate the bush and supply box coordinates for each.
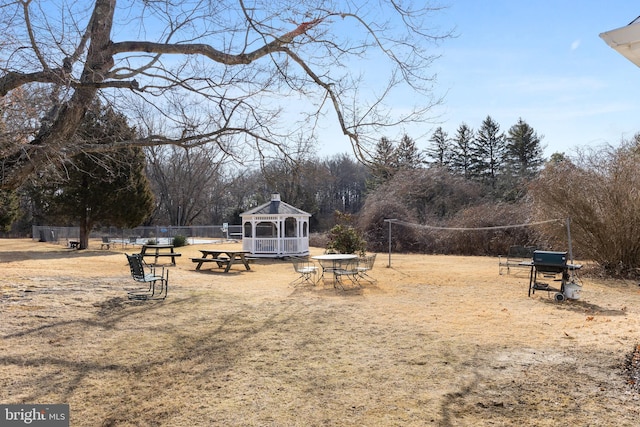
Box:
[359,168,486,253]
[326,224,367,255]
[444,202,536,256]
[172,235,188,247]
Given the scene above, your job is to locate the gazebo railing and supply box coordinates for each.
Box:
[245,237,309,255]
[281,238,305,254]
[251,238,278,253]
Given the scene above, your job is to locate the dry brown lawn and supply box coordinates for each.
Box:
[1,238,639,426]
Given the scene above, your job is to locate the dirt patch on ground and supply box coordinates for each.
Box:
[1,239,639,426]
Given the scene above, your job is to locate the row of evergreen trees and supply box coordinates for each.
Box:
[429,116,545,182]
[369,115,546,201]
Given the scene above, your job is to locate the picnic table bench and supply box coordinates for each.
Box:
[498,245,537,275]
[191,257,231,268]
[140,244,181,266]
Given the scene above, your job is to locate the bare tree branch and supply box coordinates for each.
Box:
[0,0,450,190]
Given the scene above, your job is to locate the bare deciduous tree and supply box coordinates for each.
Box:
[145,145,228,226]
[531,136,640,276]
[0,0,450,190]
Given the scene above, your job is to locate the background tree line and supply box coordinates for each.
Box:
[4,2,640,277]
[3,100,371,240]
[4,105,545,247]
[4,99,640,278]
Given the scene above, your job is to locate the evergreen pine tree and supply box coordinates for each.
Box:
[39,102,154,249]
[450,123,474,179]
[369,136,398,188]
[0,189,19,232]
[472,115,506,187]
[396,134,424,169]
[425,127,451,168]
[505,118,544,179]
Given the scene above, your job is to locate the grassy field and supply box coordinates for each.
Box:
[1,238,639,426]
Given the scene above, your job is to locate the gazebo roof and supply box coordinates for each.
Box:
[241,194,310,217]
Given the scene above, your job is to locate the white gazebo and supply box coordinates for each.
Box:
[241,193,311,258]
[600,16,640,67]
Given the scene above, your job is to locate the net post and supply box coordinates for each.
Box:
[384,219,397,268]
[566,217,574,264]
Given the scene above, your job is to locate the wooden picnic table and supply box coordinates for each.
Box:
[140,244,181,266]
[191,249,252,273]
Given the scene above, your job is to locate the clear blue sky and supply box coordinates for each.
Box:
[323,1,640,159]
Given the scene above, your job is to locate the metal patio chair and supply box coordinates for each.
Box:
[290,257,318,287]
[333,257,361,290]
[125,253,169,300]
[356,253,377,283]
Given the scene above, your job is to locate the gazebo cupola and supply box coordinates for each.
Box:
[240,193,311,258]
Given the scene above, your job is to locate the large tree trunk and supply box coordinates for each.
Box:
[79,214,92,250]
[1,0,116,190]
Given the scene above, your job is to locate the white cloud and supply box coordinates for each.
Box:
[571,39,581,50]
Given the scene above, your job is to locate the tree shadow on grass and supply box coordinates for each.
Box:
[190,268,256,276]
[0,249,116,263]
[541,297,628,316]
[0,292,311,424]
[439,370,481,427]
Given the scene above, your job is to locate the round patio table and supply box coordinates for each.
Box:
[311,254,358,283]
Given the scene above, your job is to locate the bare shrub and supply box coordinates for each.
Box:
[443,202,537,256]
[397,168,485,221]
[359,168,542,254]
[360,168,517,254]
[530,137,640,277]
[309,232,329,249]
[358,190,420,252]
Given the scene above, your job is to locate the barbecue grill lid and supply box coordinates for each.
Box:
[532,250,567,266]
